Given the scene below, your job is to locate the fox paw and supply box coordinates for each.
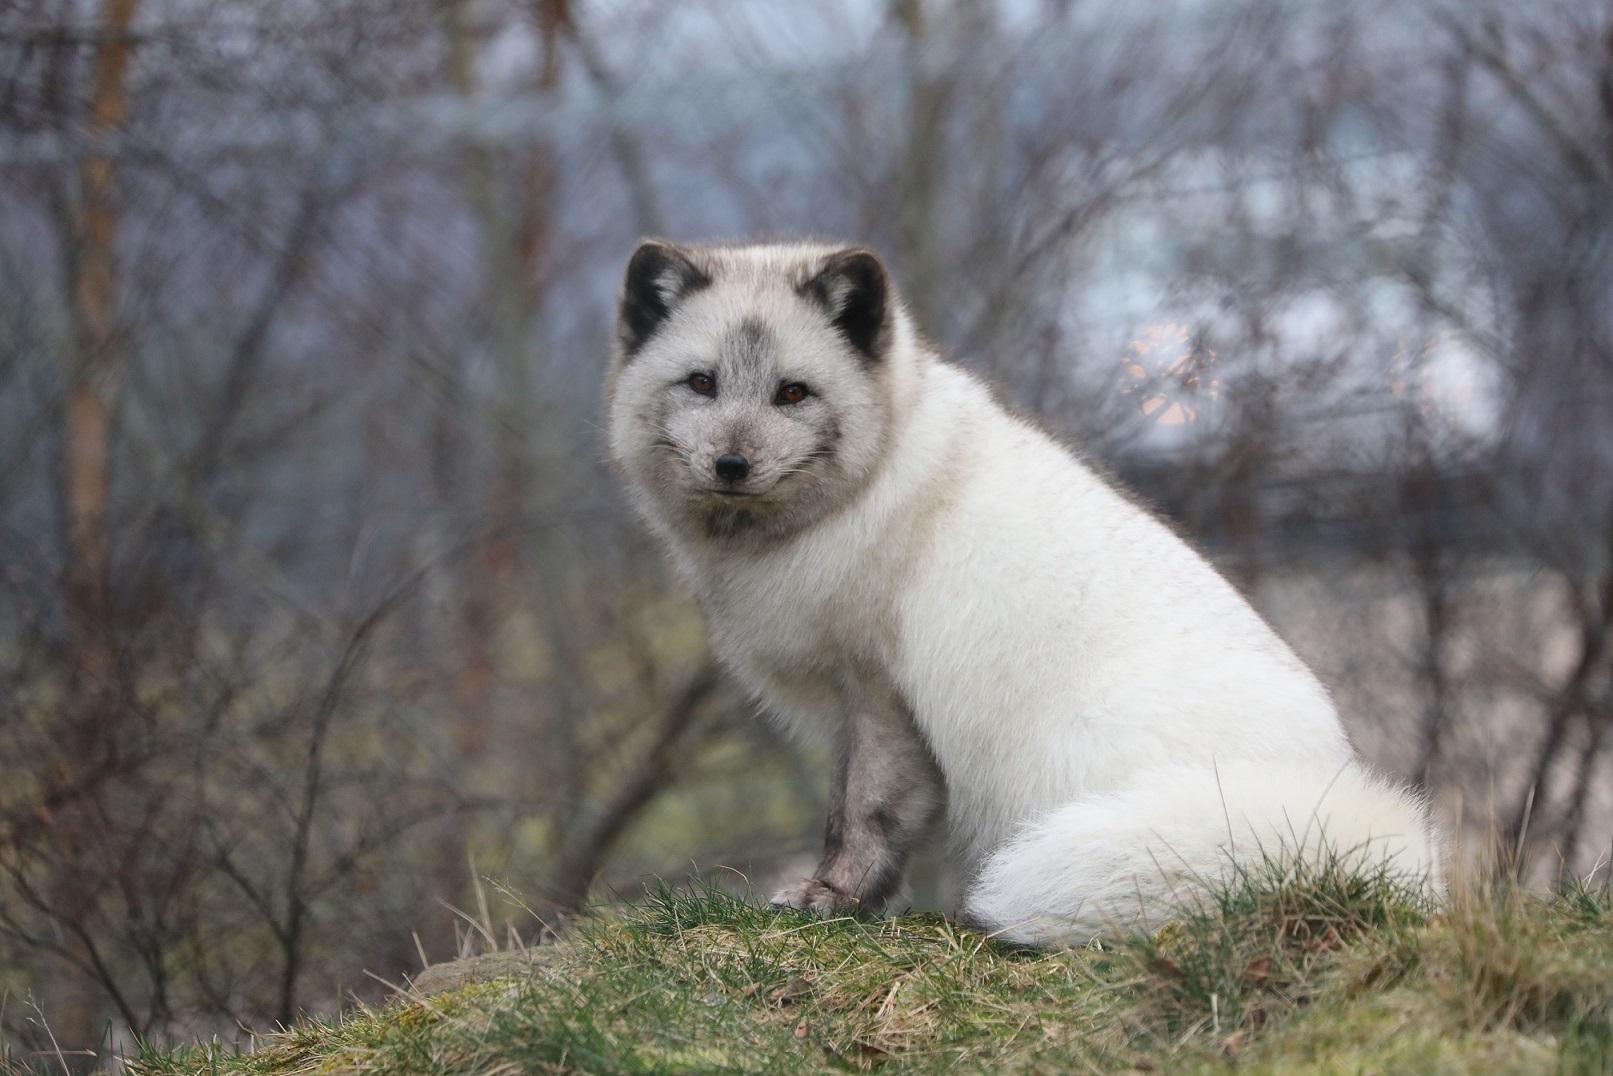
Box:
[768,878,860,916]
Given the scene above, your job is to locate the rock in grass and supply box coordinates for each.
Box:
[405,945,564,998]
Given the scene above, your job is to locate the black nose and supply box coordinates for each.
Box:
[714,454,750,481]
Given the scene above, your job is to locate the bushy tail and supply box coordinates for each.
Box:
[961,760,1441,946]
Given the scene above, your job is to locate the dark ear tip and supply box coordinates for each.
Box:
[630,236,673,255]
[625,238,673,274]
[829,246,886,273]
[623,239,703,293]
[826,248,889,301]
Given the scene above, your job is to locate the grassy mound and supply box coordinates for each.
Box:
[114,860,1613,1075]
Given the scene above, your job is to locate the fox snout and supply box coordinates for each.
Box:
[714,454,750,482]
[696,443,766,496]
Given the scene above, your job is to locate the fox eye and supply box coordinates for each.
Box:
[687,372,716,396]
[776,382,809,405]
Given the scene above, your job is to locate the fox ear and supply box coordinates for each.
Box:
[619,240,711,357]
[801,247,891,362]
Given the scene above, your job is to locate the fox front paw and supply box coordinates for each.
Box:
[768,878,861,916]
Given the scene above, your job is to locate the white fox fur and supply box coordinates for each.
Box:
[606,239,1442,946]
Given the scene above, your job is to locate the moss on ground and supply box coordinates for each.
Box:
[117,867,1613,1076]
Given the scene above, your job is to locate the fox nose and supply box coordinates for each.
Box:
[714,454,750,481]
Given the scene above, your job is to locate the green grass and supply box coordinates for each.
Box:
[114,858,1613,1075]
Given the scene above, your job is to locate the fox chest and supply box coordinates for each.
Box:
[697,561,897,735]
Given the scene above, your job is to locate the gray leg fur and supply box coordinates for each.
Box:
[770,689,945,915]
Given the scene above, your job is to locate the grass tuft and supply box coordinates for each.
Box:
[116,863,1613,1075]
[1439,878,1613,1036]
[1116,838,1434,1051]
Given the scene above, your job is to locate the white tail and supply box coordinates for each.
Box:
[962,760,1442,945]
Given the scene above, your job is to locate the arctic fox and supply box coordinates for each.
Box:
[605,239,1441,945]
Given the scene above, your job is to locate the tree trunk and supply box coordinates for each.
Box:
[431,0,556,959]
[51,0,140,1062]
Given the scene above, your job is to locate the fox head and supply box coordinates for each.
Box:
[605,240,912,545]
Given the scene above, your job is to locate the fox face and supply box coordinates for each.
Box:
[606,241,899,544]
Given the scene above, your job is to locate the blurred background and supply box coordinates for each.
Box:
[1,0,1610,1063]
